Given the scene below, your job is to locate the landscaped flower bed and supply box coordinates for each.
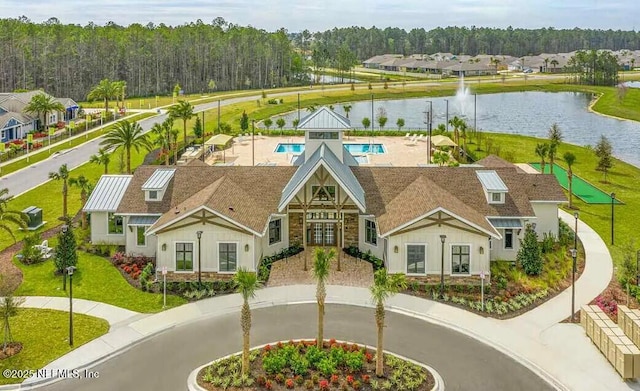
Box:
[197,340,435,391]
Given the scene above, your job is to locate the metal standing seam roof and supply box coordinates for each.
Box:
[141,169,176,190]
[476,170,509,192]
[297,107,351,129]
[83,176,133,212]
[278,144,365,212]
[127,216,160,226]
[488,218,524,229]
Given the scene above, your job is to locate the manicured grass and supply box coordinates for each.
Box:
[14,251,186,313]
[0,308,109,385]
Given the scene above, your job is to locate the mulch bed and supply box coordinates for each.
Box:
[0,342,23,359]
[197,340,435,391]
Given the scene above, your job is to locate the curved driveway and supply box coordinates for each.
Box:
[41,304,552,391]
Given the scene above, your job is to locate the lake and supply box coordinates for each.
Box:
[274,91,640,167]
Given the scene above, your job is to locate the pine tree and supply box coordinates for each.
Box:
[55,225,78,290]
[193,116,203,140]
[517,224,543,275]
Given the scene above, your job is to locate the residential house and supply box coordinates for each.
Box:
[0,90,78,143]
[84,108,565,281]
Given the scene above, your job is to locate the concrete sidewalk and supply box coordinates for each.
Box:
[10,213,631,391]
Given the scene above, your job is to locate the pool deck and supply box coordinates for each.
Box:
[206,135,434,166]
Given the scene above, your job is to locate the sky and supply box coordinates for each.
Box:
[1,0,636,31]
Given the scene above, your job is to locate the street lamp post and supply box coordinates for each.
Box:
[440,234,446,299]
[570,248,577,323]
[424,101,433,163]
[251,120,255,167]
[196,231,203,284]
[444,99,449,132]
[611,192,616,245]
[67,265,76,346]
[574,212,579,251]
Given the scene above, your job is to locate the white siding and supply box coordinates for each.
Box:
[125,226,157,257]
[359,216,383,259]
[490,229,522,261]
[257,216,289,264]
[89,212,126,246]
[155,221,255,273]
[386,221,490,276]
[531,202,560,238]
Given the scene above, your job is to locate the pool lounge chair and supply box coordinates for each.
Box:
[404,132,411,140]
[405,135,418,146]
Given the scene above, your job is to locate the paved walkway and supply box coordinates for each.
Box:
[8,213,630,391]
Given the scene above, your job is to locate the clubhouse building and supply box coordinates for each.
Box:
[84,108,565,281]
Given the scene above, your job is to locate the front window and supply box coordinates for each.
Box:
[269,219,282,245]
[365,219,377,246]
[311,185,336,201]
[309,132,339,140]
[107,212,123,234]
[219,243,237,272]
[505,229,514,249]
[136,226,146,246]
[407,245,426,274]
[175,243,193,271]
[451,245,470,274]
[491,192,502,202]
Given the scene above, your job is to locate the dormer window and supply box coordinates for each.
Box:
[142,168,175,202]
[309,132,339,140]
[476,170,508,205]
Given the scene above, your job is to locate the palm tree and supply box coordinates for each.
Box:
[114,80,127,109]
[49,164,71,219]
[0,188,28,242]
[0,295,24,354]
[69,175,92,229]
[313,247,334,349]
[168,100,195,145]
[24,92,65,131]
[89,147,111,175]
[563,152,577,209]
[370,269,406,377]
[535,143,549,173]
[152,122,172,166]
[100,120,152,174]
[342,104,352,118]
[550,59,559,73]
[170,128,180,165]
[87,78,118,115]
[449,116,465,158]
[547,123,563,174]
[234,268,262,376]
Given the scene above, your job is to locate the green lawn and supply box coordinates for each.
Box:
[0,308,109,385]
[14,251,185,313]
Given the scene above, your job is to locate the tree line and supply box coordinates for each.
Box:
[293,26,640,60]
[0,17,307,101]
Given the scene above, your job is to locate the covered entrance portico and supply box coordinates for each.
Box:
[306,211,339,247]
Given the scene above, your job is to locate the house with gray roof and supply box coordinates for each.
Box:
[84,108,565,282]
[0,90,78,143]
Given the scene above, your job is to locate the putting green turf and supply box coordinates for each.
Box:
[529,163,623,204]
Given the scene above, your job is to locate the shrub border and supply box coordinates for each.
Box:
[187,339,443,391]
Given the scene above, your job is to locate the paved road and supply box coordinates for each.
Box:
[0,74,572,198]
[41,304,552,391]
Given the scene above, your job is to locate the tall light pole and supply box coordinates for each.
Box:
[67,265,76,346]
[570,248,577,322]
[424,101,433,163]
[196,230,203,284]
[201,111,205,162]
[440,234,446,299]
[574,212,579,251]
[251,120,255,167]
[444,99,449,131]
[611,192,616,245]
[474,93,477,135]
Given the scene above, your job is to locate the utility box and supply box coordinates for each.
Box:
[22,206,45,230]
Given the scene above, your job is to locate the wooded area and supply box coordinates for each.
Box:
[299,26,640,61]
[0,17,306,101]
[2,17,640,100]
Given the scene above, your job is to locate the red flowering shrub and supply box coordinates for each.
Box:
[330,374,339,385]
[361,374,370,384]
[364,352,373,363]
[263,344,272,352]
[256,376,267,386]
[285,378,294,389]
[346,375,355,384]
[595,292,618,319]
[319,379,329,390]
[265,380,273,390]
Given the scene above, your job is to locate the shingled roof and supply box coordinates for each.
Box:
[117,163,565,238]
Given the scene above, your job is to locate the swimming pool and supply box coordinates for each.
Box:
[275,143,385,154]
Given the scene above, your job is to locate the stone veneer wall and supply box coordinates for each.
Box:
[343,213,359,247]
[289,212,303,245]
[407,275,488,285]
